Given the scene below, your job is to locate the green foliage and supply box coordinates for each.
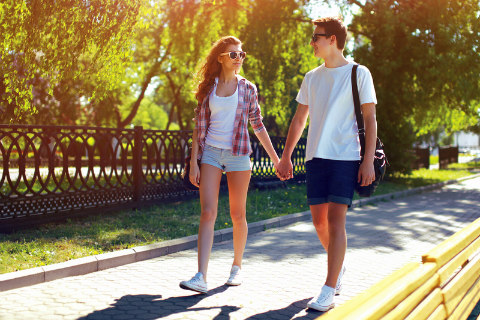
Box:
[2,0,318,131]
[349,0,480,172]
[241,0,318,135]
[0,0,144,122]
[128,96,175,130]
[4,0,479,174]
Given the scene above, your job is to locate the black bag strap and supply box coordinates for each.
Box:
[351,64,366,157]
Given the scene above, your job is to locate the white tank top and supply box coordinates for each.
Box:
[205,77,239,150]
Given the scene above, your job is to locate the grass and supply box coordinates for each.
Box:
[447,161,480,170]
[0,168,475,274]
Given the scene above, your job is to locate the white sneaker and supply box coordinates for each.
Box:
[179,272,208,293]
[335,265,346,295]
[307,285,335,312]
[226,265,242,286]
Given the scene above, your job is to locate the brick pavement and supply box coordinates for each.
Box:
[1,177,479,320]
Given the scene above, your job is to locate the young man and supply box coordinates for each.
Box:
[276,17,377,311]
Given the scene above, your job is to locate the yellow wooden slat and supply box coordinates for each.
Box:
[425,304,448,320]
[442,254,480,315]
[382,270,439,320]
[437,236,480,285]
[422,217,480,266]
[448,273,480,320]
[404,288,444,320]
[319,262,434,320]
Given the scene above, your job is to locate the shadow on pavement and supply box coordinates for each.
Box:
[238,186,480,262]
[245,298,324,320]
[77,285,239,320]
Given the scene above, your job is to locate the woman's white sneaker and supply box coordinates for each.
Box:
[307,285,335,312]
[226,265,242,286]
[179,272,208,294]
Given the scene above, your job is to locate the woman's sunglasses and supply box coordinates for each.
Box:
[220,51,246,60]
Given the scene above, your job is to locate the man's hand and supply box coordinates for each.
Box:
[276,157,294,180]
[358,159,375,186]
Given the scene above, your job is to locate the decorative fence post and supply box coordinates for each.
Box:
[132,126,144,209]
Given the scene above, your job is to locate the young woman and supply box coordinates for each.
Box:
[179,36,280,293]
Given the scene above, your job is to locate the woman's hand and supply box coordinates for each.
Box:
[189,161,200,188]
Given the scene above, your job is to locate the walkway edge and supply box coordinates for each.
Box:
[1,173,479,292]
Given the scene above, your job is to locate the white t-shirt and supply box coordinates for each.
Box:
[296,61,377,161]
[205,76,239,150]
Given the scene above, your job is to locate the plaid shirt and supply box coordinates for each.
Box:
[194,76,265,160]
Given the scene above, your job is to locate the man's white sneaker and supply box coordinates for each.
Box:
[307,285,335,312]
[179,272,208,294]
[335,265,346,295]
[226,265,242,286]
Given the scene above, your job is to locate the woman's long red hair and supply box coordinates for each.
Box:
[194,36,242,104]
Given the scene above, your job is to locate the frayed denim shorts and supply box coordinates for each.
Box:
[306,158,360,207]
[201,144,252,172]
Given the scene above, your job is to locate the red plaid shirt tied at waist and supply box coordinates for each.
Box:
[194,76,266,160]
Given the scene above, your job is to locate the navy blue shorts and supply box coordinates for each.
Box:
[306,158,360,207]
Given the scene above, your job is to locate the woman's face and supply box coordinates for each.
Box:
[218,43,244,74]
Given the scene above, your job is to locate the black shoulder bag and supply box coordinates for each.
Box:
[351,64,388,197]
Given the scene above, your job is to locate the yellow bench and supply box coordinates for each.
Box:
[318,217,480,320]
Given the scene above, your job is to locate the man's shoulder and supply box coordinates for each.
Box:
[305,64,325,76]
[354,63,373,77]
[301,65,326,85]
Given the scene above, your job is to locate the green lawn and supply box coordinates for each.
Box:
[0,168,475,274]
[447,161,480,170]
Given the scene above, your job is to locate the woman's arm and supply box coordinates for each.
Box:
[189,126,201,188]
[248,85,280,167]
[254,128,280,167]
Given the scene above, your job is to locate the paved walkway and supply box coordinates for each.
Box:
[1,177,480,320]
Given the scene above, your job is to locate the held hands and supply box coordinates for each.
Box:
[189,161,200,188]
[275,156,294,181]
[358,159,375,186]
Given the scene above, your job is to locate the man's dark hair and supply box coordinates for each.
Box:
[312,17,347,50]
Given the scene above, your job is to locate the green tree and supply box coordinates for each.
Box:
[241,0,319,136]
[0,0,144,123]
[348,0,480,172]
[81,0,247,129]
[79,0,319,132]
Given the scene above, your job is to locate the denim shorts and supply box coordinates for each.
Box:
[201,144,252,172]
[306,158,360,207]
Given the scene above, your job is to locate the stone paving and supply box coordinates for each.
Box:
[1,177,479,320]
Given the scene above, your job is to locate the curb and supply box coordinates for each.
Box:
[1,173,479,292]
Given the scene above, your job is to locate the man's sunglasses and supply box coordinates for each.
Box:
[220,51,246,60]
[311,33,330,42]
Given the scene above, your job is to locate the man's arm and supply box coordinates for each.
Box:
[277,103,309,179]
[358,102,377,186]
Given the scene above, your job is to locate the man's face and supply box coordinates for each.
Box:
[310,26,333,58]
